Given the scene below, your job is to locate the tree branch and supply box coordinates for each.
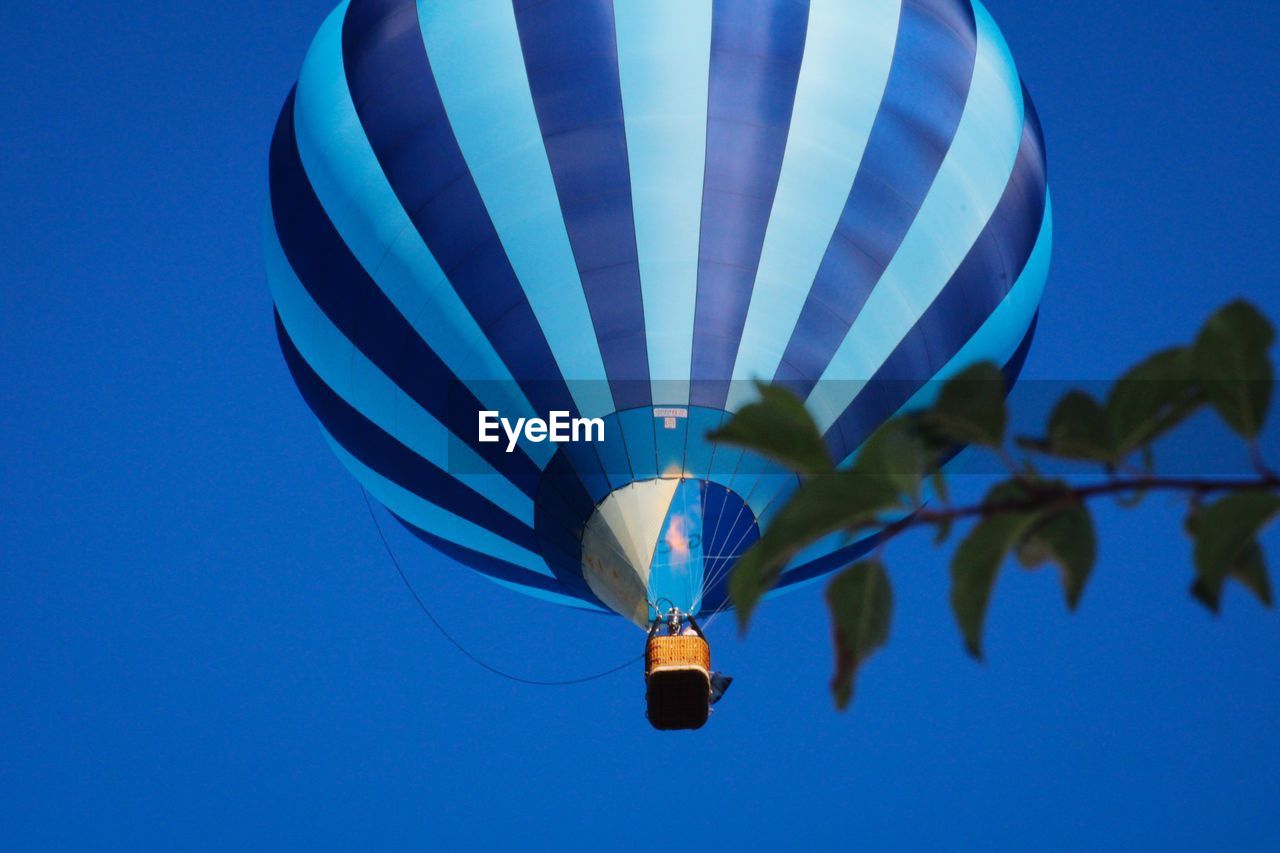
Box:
[869,473,1280,548]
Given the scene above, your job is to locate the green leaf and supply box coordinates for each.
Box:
[925,362,1008,448]
[1015,503,1097,609]
[852,418,936,505]
[930,468,950,505]
[731,472,902,630]
[710,383,831,476]
[1104,347,1204,458]
[826,560,893,710]
[1187,492,1280,612]
[950,482,1042,659]
[933,514,954,545]
[1191,300,1275,439]
[1192,542,1273,613]
[1019,391,1115,463]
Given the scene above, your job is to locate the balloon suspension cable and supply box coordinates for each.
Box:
[360,487,642,686]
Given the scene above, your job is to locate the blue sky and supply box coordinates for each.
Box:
[3,1,1279,848]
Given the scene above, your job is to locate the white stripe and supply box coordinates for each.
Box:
[835,192,1053,466]
[807,0,1025,432]
[614,0,714,405]
[417,1,614,418]
[290,0,553,466]
[727,0,902,412]
[265,215,535,525]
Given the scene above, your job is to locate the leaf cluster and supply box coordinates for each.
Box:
[711,301,1279,708]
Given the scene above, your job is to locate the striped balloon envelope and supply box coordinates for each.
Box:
[266,0,1050,626]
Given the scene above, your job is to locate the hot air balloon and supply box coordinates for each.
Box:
[266,0,1049,673]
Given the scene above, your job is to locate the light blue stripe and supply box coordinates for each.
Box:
[324,434,553,577]
[707,435,746,496]
[744,467,799,522]
[265,214,535,525]
[773,196,1052,573]
[727,451,768,512]
[682,408,724,480]
[417,2,613,418]
[614,0,713,405]
[726,0,902,412]
[291,1,552,467]
[835,193,1053,466]
[655,412,691,478]
[648,479,707,615]
[808,0,1025,432]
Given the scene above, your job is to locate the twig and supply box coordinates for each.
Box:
[865,474,1280,549]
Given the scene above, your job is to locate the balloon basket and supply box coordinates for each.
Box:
[645,634,711,730]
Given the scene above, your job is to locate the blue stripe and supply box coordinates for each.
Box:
[693,484,761,614]
[648,478,708,614]
[276,313,545,558]
[772,0,978,398]
[291,0,552,469]
[264,213,534,526]
[834,192,1052,466]
[339,0,585,422]
[396,515,604,609]
[823,93,1049,461]
[614,0,713,405]
[808,0,1026,432]
[618,407,659,481]
[727,0,904,411]
[654,410,691,478]
[773,312,1039,593]
[707,430,747,495]
[513,0,652,410]
[269,91,556,503]
[743,463,801,521]
[726,450,769,512]
[682,407,726,480]
[689,0,811,409]
[592,413,635,491]
[413,0,615,418]
[331,441,550,577]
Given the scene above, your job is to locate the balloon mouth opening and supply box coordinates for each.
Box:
[580,477,758,626]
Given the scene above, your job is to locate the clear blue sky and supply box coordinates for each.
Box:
[3,1,1279,848]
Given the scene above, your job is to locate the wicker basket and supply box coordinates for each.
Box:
[645,634,711,731]
[645,634,711,676]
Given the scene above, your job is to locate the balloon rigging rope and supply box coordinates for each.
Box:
[360,487,643,686]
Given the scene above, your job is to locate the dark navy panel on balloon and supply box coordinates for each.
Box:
[698,505,761,614]
[769,533,884,593]
[270,0,1051,614]
[396,515,604,608]
[684,480,761,614]
[703,483,759,562]
[618,407,659,481]
[775,0,978,397]
[269,93,550,501]
[920,88,1047,369]
[340,0,578,416]
[560,440,614,505]
[514,0,652,409]
[777,315,1040,593]
[276,314,542,555]
[689,0,810,409]
[822,104,1046,462]
[533,450,605,595]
